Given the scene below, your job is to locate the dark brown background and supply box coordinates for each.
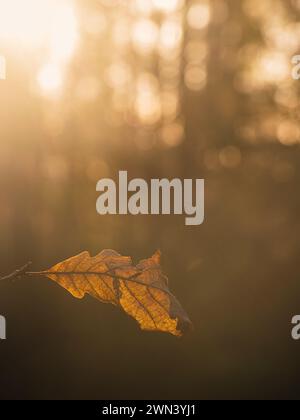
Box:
[0,0,300,400]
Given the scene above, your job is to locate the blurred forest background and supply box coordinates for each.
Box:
[1,0,300,400]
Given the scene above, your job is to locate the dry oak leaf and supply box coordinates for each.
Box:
[41,250,193,337]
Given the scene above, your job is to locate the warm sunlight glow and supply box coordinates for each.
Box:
[132,19,159,54]
[0,0,77,51]
[0,0,52,48]
[152,0,183,13]
[37,63,63,96]
[48,3,78,63]
[0,0,78,97]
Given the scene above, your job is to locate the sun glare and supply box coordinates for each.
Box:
[0,0,77,49]
[0,0,51,48]
[37,63,63,95]
[0,0,78,96]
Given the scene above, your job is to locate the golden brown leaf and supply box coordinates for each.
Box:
[41,250,192,337]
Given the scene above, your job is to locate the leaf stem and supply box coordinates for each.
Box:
[0,264,174,298]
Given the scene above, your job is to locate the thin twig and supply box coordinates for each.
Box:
[0,262,32,281]
[0,263,174,298]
